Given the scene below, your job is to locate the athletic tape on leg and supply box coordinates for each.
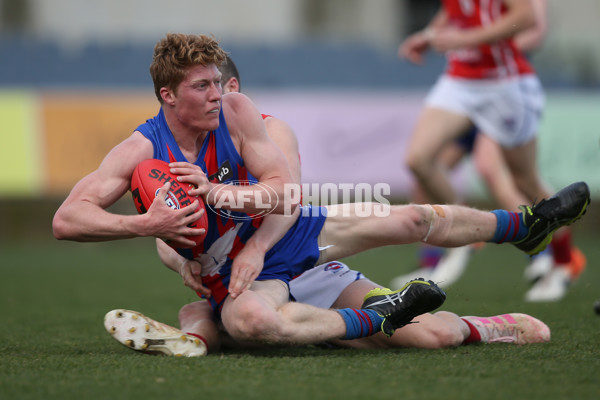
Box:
[422,205,453,244]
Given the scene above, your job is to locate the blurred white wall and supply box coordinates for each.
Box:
[25,0,403,48]
[19,0,600,69]
[538,0,600,80]
[28,0,307,48]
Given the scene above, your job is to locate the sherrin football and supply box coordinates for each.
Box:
[131,159,208,246]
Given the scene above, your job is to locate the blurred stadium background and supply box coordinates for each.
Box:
[1,4,599,399]
[0,0,599,240]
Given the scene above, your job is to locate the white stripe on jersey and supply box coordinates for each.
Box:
[481,0,507,78]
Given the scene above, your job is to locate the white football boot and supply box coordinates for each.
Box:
[524,267,571,302]
[429,245,472,289]
[104,309,207,357]
[525,247,586,302]
[523,250,554,284]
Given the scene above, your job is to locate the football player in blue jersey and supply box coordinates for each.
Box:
[54,33,589,354]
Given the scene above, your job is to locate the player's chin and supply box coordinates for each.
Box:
[204,112,220,128]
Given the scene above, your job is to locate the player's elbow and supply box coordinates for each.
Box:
[52,211,77,240]
[52,212,69,240]
[271,181,301,215]
[517,10,536,32]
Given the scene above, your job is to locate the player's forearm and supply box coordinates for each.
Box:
[464,5,535,46]
[513,0,547,53]
[205,179,300,215]
[514,28,545,53]
[245,208,301,254]
[156,238,185,274]
[426,9,449,32]
[52,201,148,242]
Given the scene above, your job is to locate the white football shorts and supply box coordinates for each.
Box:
[288,261,364,309]
[425,74,545,148]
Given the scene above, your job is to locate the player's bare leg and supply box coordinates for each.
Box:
[178,301,221,352]
[220,278,445,345]
[319,203,497,263]
[473,134,529,210]
[319,178,589,264]
[220,279,348,344]
[502,139,586,301]
[501,138,550,203]
[405,107,472,204]
[327,279,550,348]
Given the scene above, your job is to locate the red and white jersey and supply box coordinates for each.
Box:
[442,0,534,79]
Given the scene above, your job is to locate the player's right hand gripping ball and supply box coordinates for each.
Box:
[130,159,208,246]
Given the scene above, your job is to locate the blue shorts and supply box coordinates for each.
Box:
[262,205,328,281]
[456,126,478,153]
[205,205,327,312]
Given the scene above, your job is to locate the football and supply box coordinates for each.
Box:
[130,159,208,246]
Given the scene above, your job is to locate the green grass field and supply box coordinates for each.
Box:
[1,223,599,400]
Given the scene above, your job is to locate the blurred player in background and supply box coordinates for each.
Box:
[392,0,550,290]
[396,0,585,302]
[104,56,554,356]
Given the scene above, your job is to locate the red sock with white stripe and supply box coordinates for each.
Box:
[461,318,482,344]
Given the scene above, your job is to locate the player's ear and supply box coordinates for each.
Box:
[160,87,176,105]
[223,77,240,94]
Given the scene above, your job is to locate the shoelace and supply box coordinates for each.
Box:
[483,322,518,343]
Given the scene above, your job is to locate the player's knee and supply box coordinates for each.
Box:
[475,157,496,184]
[405,152,431,179]
[178,301,211,327]
[390,204,437,241]
[226,298,282,341]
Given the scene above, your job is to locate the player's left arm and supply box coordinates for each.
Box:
[156,238,211,296]
[513,0,547,53]
[228,116,302,298]
[431,0,536,51]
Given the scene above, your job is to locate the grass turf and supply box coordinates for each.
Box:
[1,232,599,400]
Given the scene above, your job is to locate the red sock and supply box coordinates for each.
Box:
[550,230,572,264]
[186,332,209,349]
[461,318,481,345]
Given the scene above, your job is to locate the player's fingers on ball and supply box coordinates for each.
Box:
[168,161,193,170]
[188,187,204,197]
[174,237,196,248]
[181,199,199,213]
[155,182,172,200]
[188,228,206,238]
